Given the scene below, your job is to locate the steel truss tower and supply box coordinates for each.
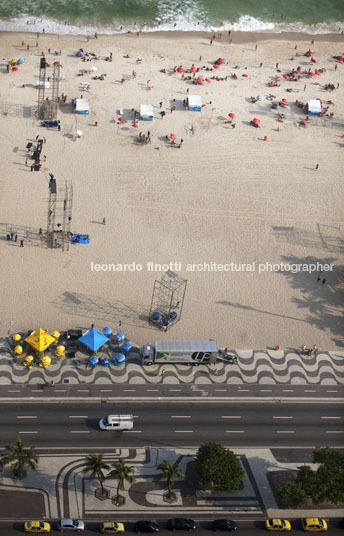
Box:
[37,58,60,120]
[46,179,73,251]
[149,270,187,330]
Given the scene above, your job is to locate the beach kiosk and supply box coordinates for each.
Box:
[140,104,154,121]
[308,99,322,115]
[75,98,90,115]
[187,95,202,111]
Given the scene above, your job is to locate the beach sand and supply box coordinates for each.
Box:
[0,30,343,349]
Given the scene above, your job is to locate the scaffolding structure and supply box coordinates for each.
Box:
[37,58,60,120]
[149,271,187,330]
[46,178,73,251]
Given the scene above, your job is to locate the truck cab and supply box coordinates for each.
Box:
[141,344,155,365]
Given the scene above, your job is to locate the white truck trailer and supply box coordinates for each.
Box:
[141,339,219,366]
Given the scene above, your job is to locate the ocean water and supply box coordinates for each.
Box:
[0,0,343,35]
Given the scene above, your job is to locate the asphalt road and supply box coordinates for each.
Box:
[1,518,344,535]
[0,401,343,448]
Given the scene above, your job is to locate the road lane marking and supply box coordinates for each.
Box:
[225,430,244,433]
[171,416,191,418]
[124,390,136,392]
[215,389,227,392]
[100,390,112,392]
[169,389,182,392]
[69,416,88,419]
[77,390,89,392]
[71,431,90,433]
[222,416,241,419]
[174,430,194,433]
[31,390,42,392]
[304,390,316,392]
[238,389,250,392]
[19,431,38,434]
[260,389,272,392]
[282,389,294,392]
[146,389,159,392]
[273,416,293,419]
[8,390,20,392]
[125,430,142,433]
[17,416,37,419]
[326,431,344,434]
[276,431,295,434]
[321,416,341,419]
[326,390,338,393]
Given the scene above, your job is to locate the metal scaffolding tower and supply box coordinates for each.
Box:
[46,177,73,251]
[37,58,60,120]
[149,270,187,330]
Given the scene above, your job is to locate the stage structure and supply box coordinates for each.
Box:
[149,270,187,330]
[37,57,60,120]
[46,176,73,251]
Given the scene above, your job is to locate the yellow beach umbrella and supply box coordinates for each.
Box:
[25,328,55,352]
[11,59,16,64]
[52,331,60,339]
[12,334,21,342]
[56,345,65,357]
[25,355,34,364]
[42,356,51,368]
[14,345,23,356]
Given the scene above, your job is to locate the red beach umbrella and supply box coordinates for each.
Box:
[217,58,224,64]
[252,117,260,125]
[301,120,307,126]
[337,55,344,62]
[283,75,289,79]
[308,72,315,76]
[132,124,138,128]
[242,73,248,77]
[305,49,312,56]
[213,64,219,69]
[191,66,197,72]
[228,113,235,118]
[170,133,176,140]
[205,78,211,83]
[282,98,288,103]
[315,71,321,75]
[177,66,183,73]
[311,58,317,63]
[118,117,125,122]
[197,77,203,84]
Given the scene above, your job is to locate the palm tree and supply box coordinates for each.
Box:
[106,459,136,501]
[80,453,110,494]
[1,438,39,479]
[153,459,184,498]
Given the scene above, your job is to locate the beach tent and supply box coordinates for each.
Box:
[25,328,56,352]
[78,327,109,352]
[308,99,322,115]
[75,98,90,114]
[139,104,154,120]
[187,95,202,111]
[36,80,50,88]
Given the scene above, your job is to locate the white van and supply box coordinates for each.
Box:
[99,415,133,431]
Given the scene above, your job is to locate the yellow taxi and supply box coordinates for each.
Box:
[302,518,328,532]
[24,521,51,533]
[100,522,125,534]
[265,519,291,531]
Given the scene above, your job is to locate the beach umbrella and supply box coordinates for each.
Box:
[293,70,299,74]
[14,345,23,356]
[12,67,18,71]
[42,356,51,368]
[305,49,312,56]
[213,64,219,69]
[25,328,56,352]
[309,72,315,76]
[123,342,132,353]
[101,357,110,367]
[170,133,176,140]
[118,117,125,122]
[191,66,197,72]
[315,71,321,75]
[177,66,183,73]
[56,345,65,357]
[252,118,260,125]
[132,124,138,128]
[113,353,125,366]
[311,58,317,63]
[10,59,16,64]
[12,334,21,343]
[89,355,98,367]
[17,58,24,64]
[25,355,34,364]
[78,328,109,352]
[217,58,224,64]
[76,130,83,138]
[103,326,112,336]
[242,73,248,77]
[228,113,235,118]
[337,55,344,62]
[205,78,211,83]
[116,332,125,344]
[197,77,203,84]
[283,75,289,79]
[91,66,97,71]
[51,330,60,339]
[301,120,307,126]
[282,98,288,103]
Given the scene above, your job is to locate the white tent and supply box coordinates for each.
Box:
[308,99,322,115]
[187,95,202,111]
[75,98,90,114]
[36,80,50,88]
[140,104,154,120]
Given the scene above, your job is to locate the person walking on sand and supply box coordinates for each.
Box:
[315,164,319,170]
[102,217,106,225]
[159,102,163,108]
[20,239,24,247]
[210,38,213,45]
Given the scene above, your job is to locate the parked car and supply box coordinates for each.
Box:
[302,518,328,532]
[57,519,85,532]
[167,519,196,531]
[265,519,291,531]
[135,521,159,533]
[24,521,51,533]
[212,520,237,532]
[100,522,125,533]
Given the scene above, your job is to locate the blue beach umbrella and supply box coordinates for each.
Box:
[79,328,109,352]
[115,332,125,344]
[89,355,99,367]
[101,357,110,367]
[17,58,24,64]
[102,326,112,336]
[123,342,132,354]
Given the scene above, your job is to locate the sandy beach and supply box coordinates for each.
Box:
[0,29,343,349]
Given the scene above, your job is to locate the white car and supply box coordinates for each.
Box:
[57,519,84,532]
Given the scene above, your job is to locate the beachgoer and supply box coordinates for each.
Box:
[20,239,24,247]
[39,228,43,236]
[210,38,212,45]
[322,279,326,285]
[255,44,258,51]
[102,217,106,225]
[315,164,319,170]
